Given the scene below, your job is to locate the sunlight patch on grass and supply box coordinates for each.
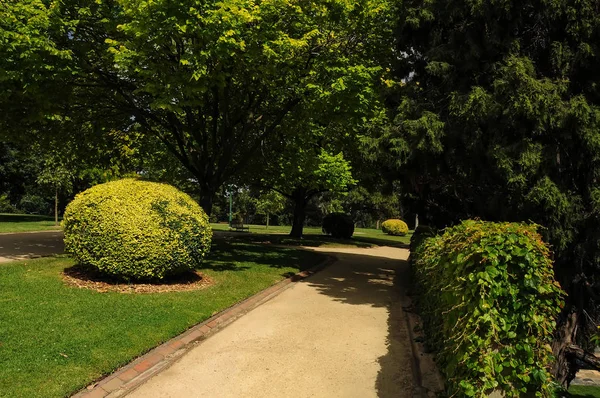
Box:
[0,213,61,233]
[0,240,325,398]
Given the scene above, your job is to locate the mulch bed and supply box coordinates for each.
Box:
[62,265,214,294]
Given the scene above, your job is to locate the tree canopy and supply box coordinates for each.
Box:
[29,0,394,213]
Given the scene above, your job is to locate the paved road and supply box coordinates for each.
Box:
[128,246,418,398]
[0,231,64,262]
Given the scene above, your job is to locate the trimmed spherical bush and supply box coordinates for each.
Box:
[63,179,212,281]
[381,219,409,236]
[322,212,354,239]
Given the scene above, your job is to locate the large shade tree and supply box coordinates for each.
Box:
[18,0,394,214]
[0,0,74,139]
[382,0,600,386]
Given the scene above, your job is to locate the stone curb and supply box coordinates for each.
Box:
[71,254,336,398]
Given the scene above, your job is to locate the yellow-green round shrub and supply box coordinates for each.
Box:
[381,219,408,236]
[63,179,212,281]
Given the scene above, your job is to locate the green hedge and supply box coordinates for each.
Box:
[63,179,212,281]
[411,220,564,397]
[381,218,408,236]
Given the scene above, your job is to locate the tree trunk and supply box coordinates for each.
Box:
[54,188,58,226]
[552,311,579,387]
[289,191,307,238]
[199,190,214,216]
[266,213,269,229]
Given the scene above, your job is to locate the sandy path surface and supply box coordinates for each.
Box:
[128,246,416,398]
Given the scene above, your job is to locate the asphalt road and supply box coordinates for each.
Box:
[0,231,64,262]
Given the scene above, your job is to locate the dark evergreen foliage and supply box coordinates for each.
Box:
[383,0,600,384]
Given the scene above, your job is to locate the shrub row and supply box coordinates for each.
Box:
[63,179,212,281]
[410,220,564,397]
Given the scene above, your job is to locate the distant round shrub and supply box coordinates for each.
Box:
[63,179,212,281]
[322,213,354,239]
[381,219,409,236]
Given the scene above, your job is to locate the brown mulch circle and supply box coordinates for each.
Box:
[62,265,214,294]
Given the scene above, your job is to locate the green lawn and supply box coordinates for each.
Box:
[0,239,325,398]
[0,213,61,233]
[0,216,412,247]
[569,385,600,397]
[211,223,412,247]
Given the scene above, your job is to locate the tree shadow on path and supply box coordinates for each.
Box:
[300,248,423,397]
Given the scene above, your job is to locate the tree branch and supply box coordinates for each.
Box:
[566,345,600,371]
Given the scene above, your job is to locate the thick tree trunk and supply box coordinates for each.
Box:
[565,345,600,370]
[289,191,307,238]
[552,309,600,388]
[552,311,579,387]
[199,190,214,216]
[54,188,58,226]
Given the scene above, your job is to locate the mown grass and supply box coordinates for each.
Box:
[568,385,600,397]
[0,213,61,233]
[210,223,412,247]
[0,214,412,247]
[0,239,325,398]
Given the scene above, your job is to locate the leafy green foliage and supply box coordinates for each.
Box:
[0,0,72,138]
[378,0,600,379]
[381,219,408,236]
[322,212,354,239]
[341,185,402,228]
[47,0,395,213]
[63,179,212,281]
[411,220,565,397]
[254,190,286,227]
[18,195,50,215]
[255,191,285,217]
[0,195,17,213]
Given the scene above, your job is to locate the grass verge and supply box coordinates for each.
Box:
[210,223,412,247]
[568,385,600,397]
[0,213,61,233]
[0,239,325,398]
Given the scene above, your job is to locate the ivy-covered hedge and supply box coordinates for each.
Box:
[63,179,212,281]
[381,218,409,236]
[410,220,564,397]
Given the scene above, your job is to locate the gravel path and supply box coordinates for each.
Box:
[127,246,418,398]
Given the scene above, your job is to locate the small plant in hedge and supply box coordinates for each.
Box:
[63,179,212,281]
[322,212,354,239]
[411,220,564,397]
[381,219,408,236]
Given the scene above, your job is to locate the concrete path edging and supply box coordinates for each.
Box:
[71,254,336,398]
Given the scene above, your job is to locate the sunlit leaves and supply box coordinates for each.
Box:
[413,221,565,397]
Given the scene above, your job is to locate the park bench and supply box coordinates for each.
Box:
[231,223,249,232]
